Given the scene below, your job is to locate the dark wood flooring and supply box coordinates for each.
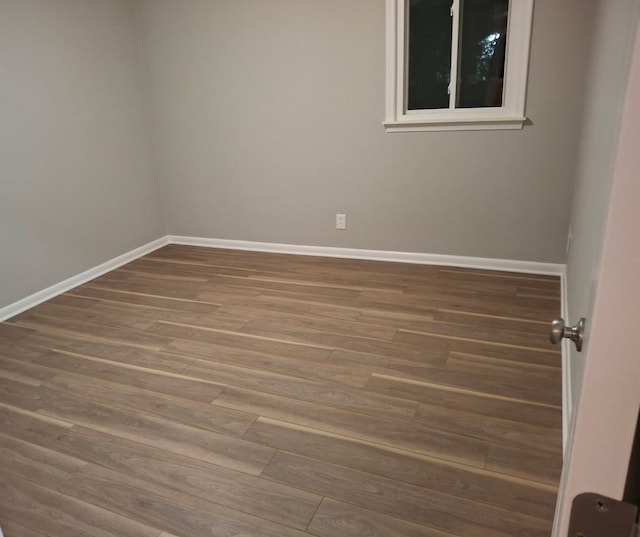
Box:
[0,245,562,537]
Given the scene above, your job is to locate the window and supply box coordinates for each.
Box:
[384,0,534,132]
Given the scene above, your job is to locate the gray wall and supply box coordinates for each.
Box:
[566,0,640,408]
[0,0,164,309]
[136,0,594,263]
[0,0,611,313]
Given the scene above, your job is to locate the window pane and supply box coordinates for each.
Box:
[407,0,452,110]
[457,0,508,108]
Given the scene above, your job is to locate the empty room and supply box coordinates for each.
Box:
[1,1,640,536]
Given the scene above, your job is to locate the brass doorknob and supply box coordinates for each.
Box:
[550,317,586,352]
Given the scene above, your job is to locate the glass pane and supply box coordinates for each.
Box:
[457,0,509,108]
[407,0,452,110]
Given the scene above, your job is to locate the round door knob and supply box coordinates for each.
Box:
[550,317,586,352]
[550,318,566,345]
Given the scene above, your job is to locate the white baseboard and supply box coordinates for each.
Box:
[1,233,566,327]
[0,237,169,322]
[168,236,566,276]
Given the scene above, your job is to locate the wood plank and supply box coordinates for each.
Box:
[410,275,559,301]
[300,290,440,318]
[405,329,560,364]
[0,472,162,537]
[413,403,563,454]
[0,334,49,361]
[217,302,397,340]
[262,451,553,537]
[403,281,560,309]
[105,269,361,301]
[118,267,209,282]
[32,350,224,403]
[217,293,366,321]
[44,373,256,437]
[36,392,275,475]
[214,386,489,466]
[444,352,562,402]
[0,376,50,410]
[47,294,101,309]
[244,417,558,520]
[91,269,204,289]
[437,267,559,285]
[308,498,456,537]
[189,249,428,282]
[0,356,55,385]
[204,273,365,298]
[330,347,447,374]
[409,317,553,347]
[240,319,436,363]
[7,312,171,350]
[358,289,558,322]
[182,359,418,422]
[69,285,220,313]
[126,256,258,278]
[366,370,561,408]
[45,426,321,530]
[143,248,260,271]
[0,405,75,447]
[0,520,51,537]
[146,320,334,361]
[82,277,203,301]
[164,338,374,388]
[89,300,247,331]
[0,323,35,341]
[30,300,248,333]
[486,443,563,485]
[395,327,554,355]
[59,463,309,537]
[0,433,87,486]
[516,286,561,299]
[404,278,520,297]
[447,350,561,377]
[390,379,562,429]
[43,335,194,374]
[248,267,410,293]
[13,302,154,332]
[435,307,549,328]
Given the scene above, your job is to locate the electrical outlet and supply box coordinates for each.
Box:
[336,213,347,230]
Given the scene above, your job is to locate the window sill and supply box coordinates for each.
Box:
[383,116,526,133]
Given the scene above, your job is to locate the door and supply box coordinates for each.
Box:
[553,16,640,537]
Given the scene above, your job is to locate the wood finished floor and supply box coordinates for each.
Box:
[0,245,562,537]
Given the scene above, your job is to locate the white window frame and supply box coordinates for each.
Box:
[384,0,534,132]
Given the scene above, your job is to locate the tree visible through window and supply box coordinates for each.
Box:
[456,0,509,108]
